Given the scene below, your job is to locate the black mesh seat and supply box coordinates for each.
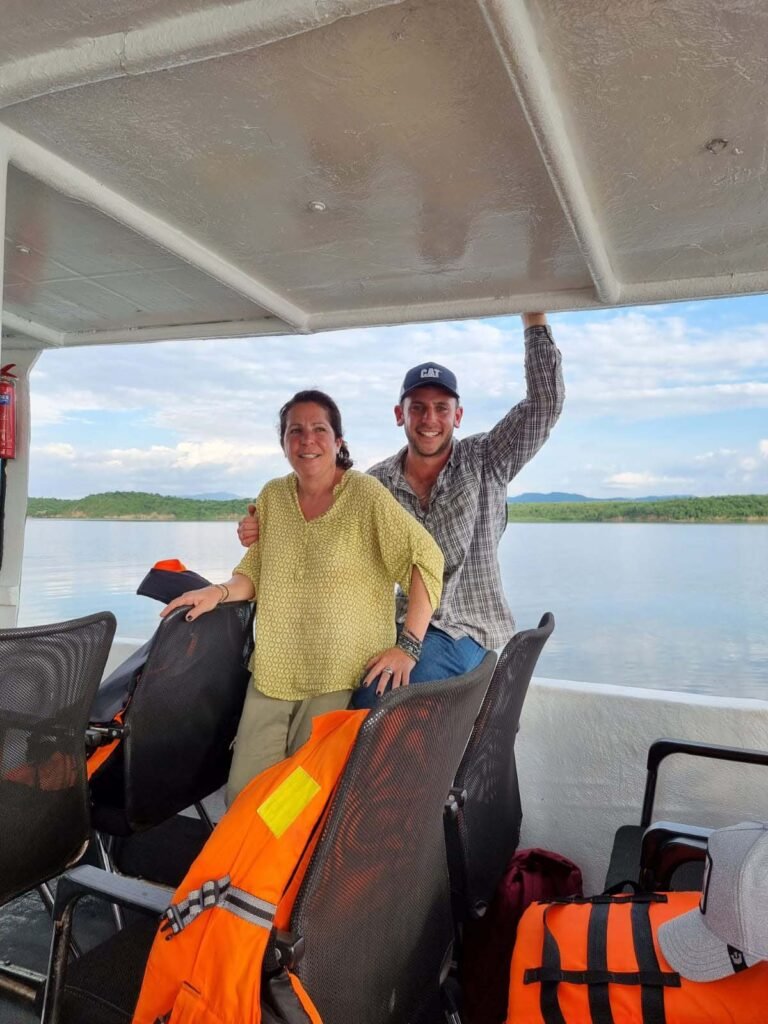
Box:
[0,612,116,1007]
[0,613,116,904]
[291,656,496,1024]
[446,613,554,922]
[53,654,496,1024]
[89,602,253,838]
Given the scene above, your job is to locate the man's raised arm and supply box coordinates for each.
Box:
[522,312,548,329]
[483,311,565,481]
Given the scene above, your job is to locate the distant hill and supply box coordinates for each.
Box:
[509,491,594,503]
[508,491,694,503]
[28,491,246,522]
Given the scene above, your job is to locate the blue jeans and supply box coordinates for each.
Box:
[350,625,487,710]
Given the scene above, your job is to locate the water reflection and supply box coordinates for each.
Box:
[19,520,243,640]
[18,519,768,700]
[498,522,767,700]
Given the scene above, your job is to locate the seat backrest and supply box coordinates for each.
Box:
[291,653,496,1024]
[0,612,116,904]
[452,612,554,917]
[90,602,253,834]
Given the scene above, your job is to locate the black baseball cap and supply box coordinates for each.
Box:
[399,362,460,403]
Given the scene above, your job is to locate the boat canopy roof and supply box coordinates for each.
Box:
[1,0,766,350]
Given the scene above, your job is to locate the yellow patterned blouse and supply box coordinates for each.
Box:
[233,470,444,700]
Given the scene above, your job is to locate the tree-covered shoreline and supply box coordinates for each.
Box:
[27,491,246,521]
[506,494,768,523]
[26,491,768,523]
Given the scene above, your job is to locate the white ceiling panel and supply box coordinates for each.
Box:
[2,0,590,324]
[0,0,216,65]
[2,0,768,348]
[528,0,768,285]
[3,166,279,338]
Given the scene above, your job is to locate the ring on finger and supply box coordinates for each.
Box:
[382,667,394,675]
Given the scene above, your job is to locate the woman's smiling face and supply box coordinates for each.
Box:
[282,402,341,478]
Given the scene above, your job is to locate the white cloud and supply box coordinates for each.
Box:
[555,312,768,420]
[25,306,768,498]
[34,442,76,459]
[694,449,738,462]
[605,471,693,490]
[676,440,768,494]
[31,440,287,495]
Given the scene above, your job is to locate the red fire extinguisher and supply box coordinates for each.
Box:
[0,364,18,460]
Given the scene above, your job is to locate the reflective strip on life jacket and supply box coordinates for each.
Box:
[162,876,278,936]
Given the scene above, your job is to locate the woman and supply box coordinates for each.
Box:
[162,390,443,803]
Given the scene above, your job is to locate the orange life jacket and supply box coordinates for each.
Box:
[132,708,367,1024]
[4,750,77,790]
[508,891,768,1024]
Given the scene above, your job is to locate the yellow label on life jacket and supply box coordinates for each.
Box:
[257,767,321,838]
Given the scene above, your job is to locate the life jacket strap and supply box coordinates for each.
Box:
[586,899,612,1024]
[630,897,674,1024]
[539,905,567,1024]
[525,968,681,987]
[541,894,668,906]
[161,876,277,937]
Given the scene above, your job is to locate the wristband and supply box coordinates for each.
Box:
[396,632,422,663]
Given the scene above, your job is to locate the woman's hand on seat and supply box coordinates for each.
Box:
[161,586,223,622]
[362,647,416,695]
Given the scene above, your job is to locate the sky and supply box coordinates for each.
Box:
[26,293,768,501]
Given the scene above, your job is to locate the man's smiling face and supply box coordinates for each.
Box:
[395,386,463,459]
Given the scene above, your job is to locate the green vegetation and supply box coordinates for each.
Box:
[506,495,768,523]
[27,491,247,521]
[25,491,768,523]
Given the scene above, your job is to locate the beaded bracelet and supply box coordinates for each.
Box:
[215,583,230,605]
[396,631,422,663]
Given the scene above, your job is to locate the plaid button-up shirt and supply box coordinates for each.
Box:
[367,325,564,649]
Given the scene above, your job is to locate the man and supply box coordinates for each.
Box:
[238,312,564,704]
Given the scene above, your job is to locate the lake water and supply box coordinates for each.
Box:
[17,519,768,700]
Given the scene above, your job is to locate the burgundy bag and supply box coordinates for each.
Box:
[461,847,583,1024]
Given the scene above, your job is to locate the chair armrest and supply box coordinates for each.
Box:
[56,864,172,917]
[639,821,712,892]
[641,739,768,827]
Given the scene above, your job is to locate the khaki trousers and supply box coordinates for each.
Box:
[226,684,352,805]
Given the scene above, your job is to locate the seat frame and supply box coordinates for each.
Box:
[607,737,768,892]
